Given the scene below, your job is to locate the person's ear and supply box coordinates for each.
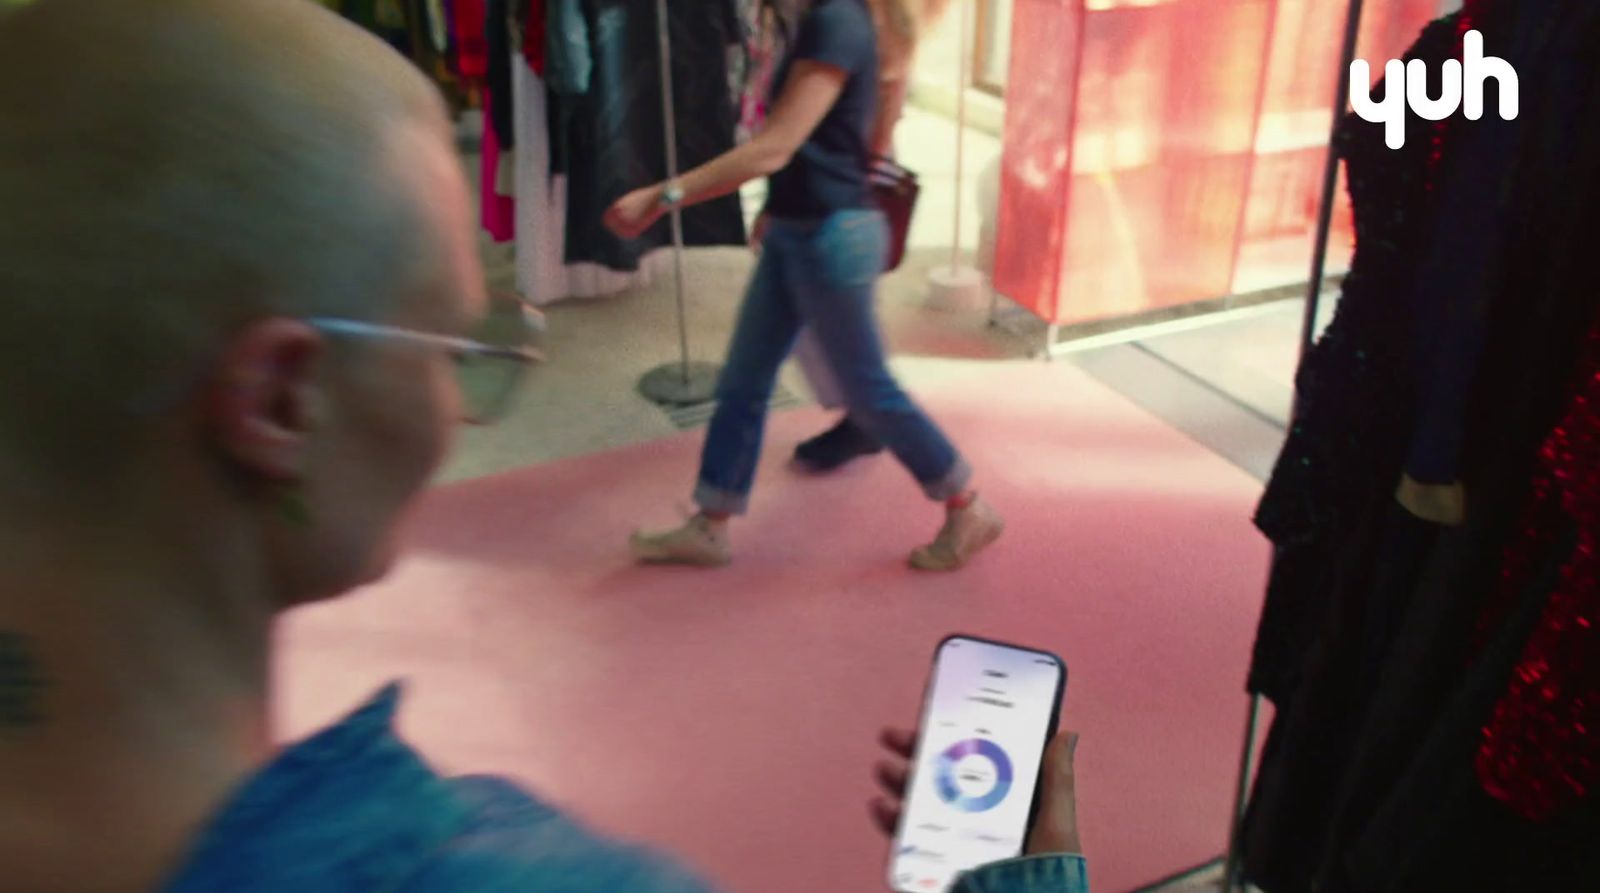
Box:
[207,319,326,482]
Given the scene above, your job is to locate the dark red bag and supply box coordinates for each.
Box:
[869,156,919,272]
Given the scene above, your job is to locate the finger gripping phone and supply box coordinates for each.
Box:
[888,634,1067,893]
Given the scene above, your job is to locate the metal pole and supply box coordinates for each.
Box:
[952,0,971,275]
[1299,0,1366,361]
[656,0,691,385]
[983,0,1001,327]
[1225,3,1365,890]
[1222,695,1263,891]
[638,0,719,406]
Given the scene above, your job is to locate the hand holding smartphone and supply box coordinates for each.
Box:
[884,635,1069,893]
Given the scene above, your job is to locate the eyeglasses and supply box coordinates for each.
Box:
[305,310,545,425]
[122,305,546,423]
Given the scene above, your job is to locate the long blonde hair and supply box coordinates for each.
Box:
[868,0,934,79]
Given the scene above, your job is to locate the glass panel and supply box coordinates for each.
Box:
[1233,0,1441,296]
[993,0,1080,324]
[997,0,1277,325]
[997,0,1442,326]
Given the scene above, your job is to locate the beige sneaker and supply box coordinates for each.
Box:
[909,497,1005,572]
[631,514,732,567]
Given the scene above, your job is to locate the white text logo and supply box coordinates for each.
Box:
[1350,30,1518,149]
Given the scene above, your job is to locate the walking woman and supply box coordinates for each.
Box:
[605,0,1001,571]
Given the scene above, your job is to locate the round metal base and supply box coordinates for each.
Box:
[638,360,721,406]
[927,265,987,313]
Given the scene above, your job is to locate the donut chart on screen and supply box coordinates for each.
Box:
[934,738,1014,813]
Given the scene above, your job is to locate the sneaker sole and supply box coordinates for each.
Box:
[630,538,732,568]
[637,556,732,568]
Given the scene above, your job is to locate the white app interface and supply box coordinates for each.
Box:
[890,638,1062,893]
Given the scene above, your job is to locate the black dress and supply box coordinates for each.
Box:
[1242,4,1600,890]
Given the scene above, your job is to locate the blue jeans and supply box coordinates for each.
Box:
[695,210,972,515]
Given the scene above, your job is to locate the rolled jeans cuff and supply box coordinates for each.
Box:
[694,481,750,517]
[923,458,973,502]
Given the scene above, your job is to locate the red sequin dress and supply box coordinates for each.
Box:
[1476,316,1600,820]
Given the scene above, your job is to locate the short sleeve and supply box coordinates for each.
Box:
[791,3,874,76]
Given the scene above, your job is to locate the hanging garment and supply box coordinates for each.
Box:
[513,59,664,304]
[424,0,448,52]
[553,0,746,272]
[452,0,490,79]
[1242,4,1600,891]
[1477,309,1600,823]
[486,0,516,150]
[523,0,547,75]
[480,89,517,243]
[541,0,589,180]
[341,0,412,54]
[1464,1,1600,827]
[544,0,589,94]
[1249,0,1518,702]
[373,0,407,28]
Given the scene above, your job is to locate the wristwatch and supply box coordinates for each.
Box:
[660,179,685,209]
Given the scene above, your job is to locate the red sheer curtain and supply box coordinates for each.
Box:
[1236,0,1438,294]
[995,0,1438,327]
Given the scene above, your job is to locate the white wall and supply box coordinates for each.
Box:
[908,1,1007,136]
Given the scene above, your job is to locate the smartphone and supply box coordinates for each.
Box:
[888,634,1067,893]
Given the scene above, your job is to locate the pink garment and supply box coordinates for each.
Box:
[480,91,516,243]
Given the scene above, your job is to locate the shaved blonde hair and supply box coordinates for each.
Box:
[0,0,450,492]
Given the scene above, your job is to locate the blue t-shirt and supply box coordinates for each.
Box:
[764,0,879,218]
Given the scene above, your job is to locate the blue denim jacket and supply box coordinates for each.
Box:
[161,686,1088,893]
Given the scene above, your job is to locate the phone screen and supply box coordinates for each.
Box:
[889,636,1065,893]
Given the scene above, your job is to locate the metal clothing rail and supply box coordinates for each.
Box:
[638,0,722,406]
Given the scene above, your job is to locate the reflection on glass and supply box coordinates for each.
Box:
[995,0,1440,326]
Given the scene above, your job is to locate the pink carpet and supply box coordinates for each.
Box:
[275,360,1272,893]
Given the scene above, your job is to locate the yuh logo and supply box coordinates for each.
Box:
[1350,30,1518,149]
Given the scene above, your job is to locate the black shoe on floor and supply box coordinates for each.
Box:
[794,416,884,472]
